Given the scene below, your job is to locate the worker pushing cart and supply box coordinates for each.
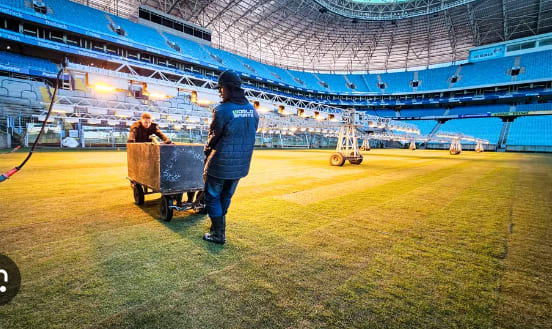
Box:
[127,112,172,144]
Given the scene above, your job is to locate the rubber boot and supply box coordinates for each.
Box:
[203,216,225,244]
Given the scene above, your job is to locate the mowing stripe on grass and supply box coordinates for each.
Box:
[493,163,552,329]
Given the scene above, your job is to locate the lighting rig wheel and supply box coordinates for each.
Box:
[160,195,174,222]
[133,183,145,205]
[330,153,345,166]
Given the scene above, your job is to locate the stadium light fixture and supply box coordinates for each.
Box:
[256,106,271,113]
[94,83,115,92]
[147,92,168,99]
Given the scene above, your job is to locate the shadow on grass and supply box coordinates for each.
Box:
[137,198,224,253]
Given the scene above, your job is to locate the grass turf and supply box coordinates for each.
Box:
[0,149,550,328]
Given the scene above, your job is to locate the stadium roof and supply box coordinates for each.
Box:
[76,0,552,72]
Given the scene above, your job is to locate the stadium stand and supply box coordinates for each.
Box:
[2,1,552,95]
[400,109,445,117]
[317,73,351,93]
[288,70,325,90]
[380,71,414,93]
[437,118,504,143]
[161,32,216,65]
[0,51,58,74]
[517,102,552,112]
[416,66,457,91]
[203,46,247,72]
[238,57,278,81]
[403,120,438,135]
[107,15,173,53]
[346,74,371,92]
[447,104,511,115]
[518,50,552,81]
[1,0,552,151]
[507,115,552,146]
[454,57,516,88]
[0,76,48,113]
[38,0,118,37]
[364,109,396,117]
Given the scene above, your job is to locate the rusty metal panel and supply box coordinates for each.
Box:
[127,143,204,193]
[127,143,160,190]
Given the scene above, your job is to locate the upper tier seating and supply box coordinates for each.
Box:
[453,57,516,88]
[316,74,351,93]
[1,1,552,95]
[162,32,217,65]
[380,71,414,93]
[108,15,173,53]
[416,66,456,91]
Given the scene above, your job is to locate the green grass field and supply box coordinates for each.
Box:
[0,149,551,329]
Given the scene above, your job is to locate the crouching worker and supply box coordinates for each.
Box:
[203,70,259,244]
[127,112,172,144]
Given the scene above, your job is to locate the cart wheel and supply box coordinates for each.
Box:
[349,155,363,165]
[330,153,345,166]
[160,195,174,221]
[133,184,145,205]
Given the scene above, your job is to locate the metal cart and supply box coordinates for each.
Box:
[127,143,206,221]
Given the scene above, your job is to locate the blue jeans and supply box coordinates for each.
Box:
[204,175,240,218]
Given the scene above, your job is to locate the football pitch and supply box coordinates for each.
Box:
[0,149,551,329]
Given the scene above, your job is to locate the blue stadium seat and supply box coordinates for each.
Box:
[519,50,552,81]
[517,102,552,112]
[380,71,414,93]
[447,104,510,115]
[3,0,552,97]
[417,66,456,91]
[0,51,58,73]
[263,65,301,87]
[438,118,503,143]
[108,15,173,53]
[162,32,218,65]
[288,70,324,90]
[317,73,350,92]
[403,120,438,135]
[507,115,552,146]
[203,45,247,72]
[454,57,515,88]
[346,74,372,92]
[42,0,117,37]
[400,109,445,117]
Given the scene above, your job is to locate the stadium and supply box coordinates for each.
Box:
[0,0,551,327]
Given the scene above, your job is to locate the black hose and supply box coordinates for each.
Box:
[0,67,64,183]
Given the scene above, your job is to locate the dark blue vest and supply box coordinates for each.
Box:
[204,101,259,180]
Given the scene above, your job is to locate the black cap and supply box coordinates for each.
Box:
[213,70,241,89]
